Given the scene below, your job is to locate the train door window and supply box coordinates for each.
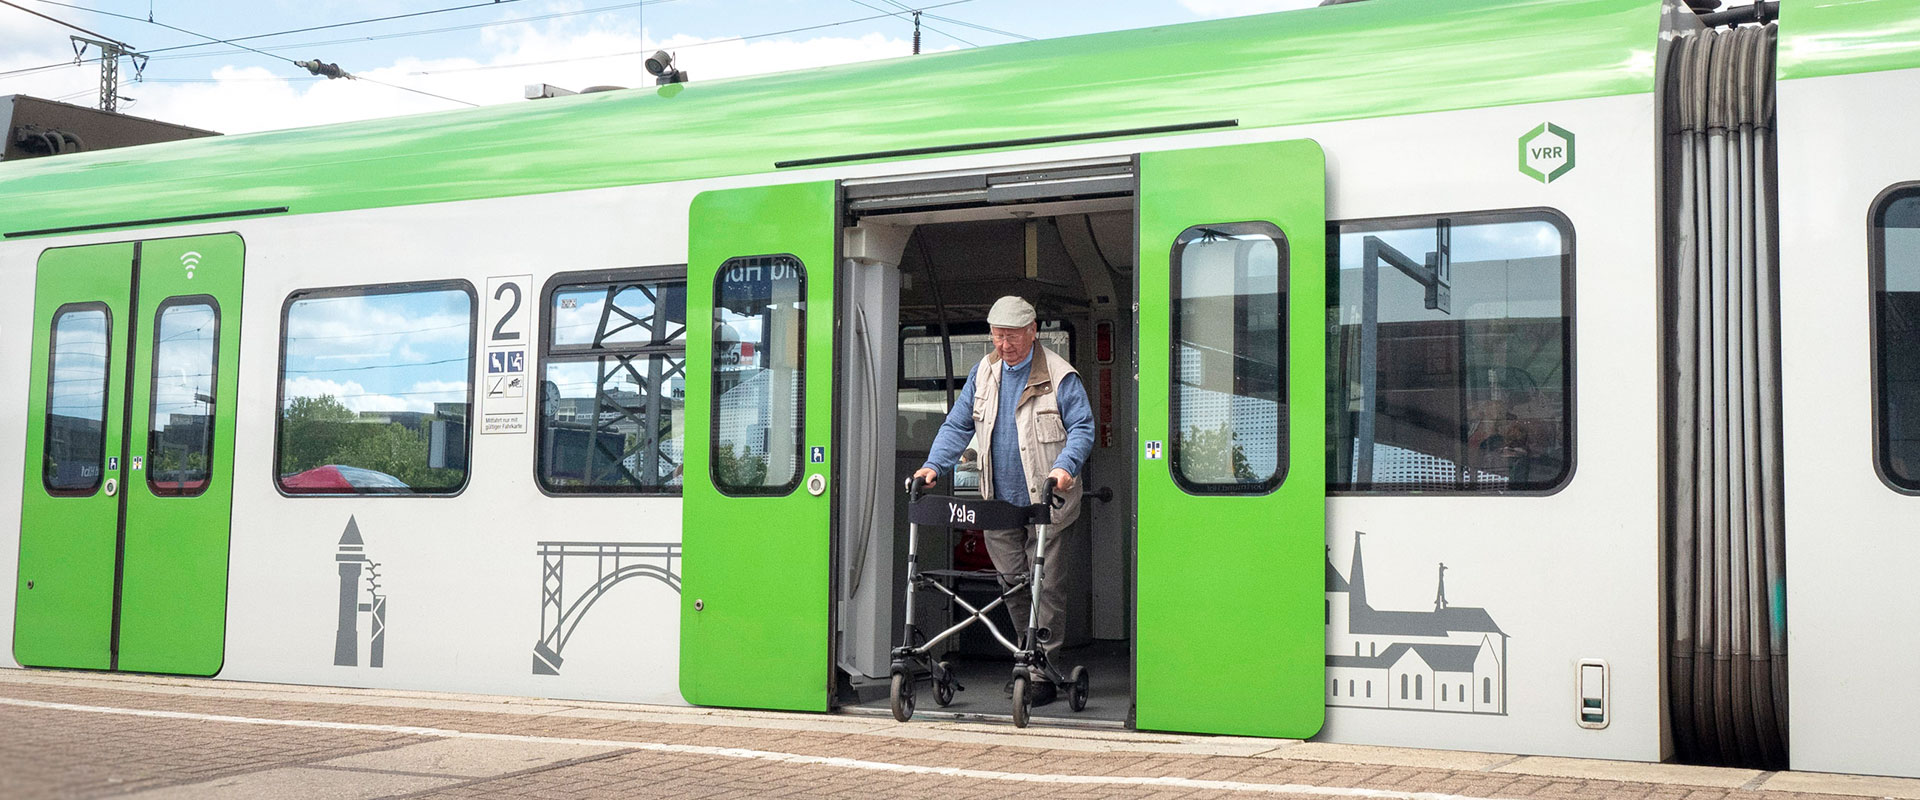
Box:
[1329,210,1574,493]
[44,304,111,494]
[1873,185,1920,491]
[711,255,805,495]
[538,270,688,494]
[148,299,219,496]
[1170,221,1286,494]
[275,281,476,495]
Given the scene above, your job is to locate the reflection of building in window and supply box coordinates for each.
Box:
[1329,213,1571,492]
[712,256,804,493]
[540,274,687,493]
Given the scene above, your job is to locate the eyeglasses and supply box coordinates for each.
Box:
[990,331,1030,343]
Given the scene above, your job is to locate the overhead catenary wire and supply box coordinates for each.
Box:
[136,0,681,64]
[878,0,1032,41]
[413,0,979,76]
[844,0,976,47]
[17,0,480,106]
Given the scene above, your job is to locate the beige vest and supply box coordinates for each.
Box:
[971,346,1082,527]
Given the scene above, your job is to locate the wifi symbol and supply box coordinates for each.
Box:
[180,251,202,280]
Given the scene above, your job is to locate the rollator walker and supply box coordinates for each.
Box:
[889,476,1089,728]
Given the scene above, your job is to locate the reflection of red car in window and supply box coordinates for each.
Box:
[149,477,209,495]
[280,465,410,493]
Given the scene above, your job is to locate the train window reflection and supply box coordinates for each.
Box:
[540,273,687,494]
[44,304,111,494]
[275,282,475,495]
[711,255,805,496]
[1170,221,1287,493]
[1874,187,1920,490]
[149,299,219,496]
[1328,211,1573,493]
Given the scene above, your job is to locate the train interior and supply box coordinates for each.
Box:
[833,168,1139,725]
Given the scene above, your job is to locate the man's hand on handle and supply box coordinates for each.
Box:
[1048,468,1075,492]
[914,467,940,487]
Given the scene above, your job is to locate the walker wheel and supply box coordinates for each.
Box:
[1068,666,1089,712]
[1011,674,1031,728]
[890,672,915,722]
[934,661,956,707]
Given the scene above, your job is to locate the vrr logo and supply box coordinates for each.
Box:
[1518,123,1576,184]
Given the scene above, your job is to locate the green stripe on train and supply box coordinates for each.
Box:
[0,0,1659,238]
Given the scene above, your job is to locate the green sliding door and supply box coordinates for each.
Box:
[16,234,244,675]
[1135,140,1328,737]
[681,182,837,711]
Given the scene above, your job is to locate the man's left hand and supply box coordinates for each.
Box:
[1048,468,1075,491]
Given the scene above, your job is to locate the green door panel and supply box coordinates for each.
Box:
[15,243,136,671]
[14,234,242,676]
[117,234,244,675]
[1135,140,1328,738]
[681,182,836,711]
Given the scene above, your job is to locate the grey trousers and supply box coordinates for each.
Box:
[983,523,1070,668]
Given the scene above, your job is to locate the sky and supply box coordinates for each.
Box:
[1,0,1326,134]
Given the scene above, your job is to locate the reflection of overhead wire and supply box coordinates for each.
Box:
[284,355,469,375]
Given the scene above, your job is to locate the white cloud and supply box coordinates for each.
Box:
[283,376,465,414]
[1177,0,1325,17]
[115,12,925,134]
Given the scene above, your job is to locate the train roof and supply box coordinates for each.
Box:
[1,0,1910,240]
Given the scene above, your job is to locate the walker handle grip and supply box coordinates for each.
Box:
[906,475,923,503]
[1044,477,1064,509]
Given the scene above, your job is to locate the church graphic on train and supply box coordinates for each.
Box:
[1325,533,1508,715]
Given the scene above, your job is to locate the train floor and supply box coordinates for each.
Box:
[847,639,1132,726]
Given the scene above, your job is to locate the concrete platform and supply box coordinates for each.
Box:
[2,668,1913,800]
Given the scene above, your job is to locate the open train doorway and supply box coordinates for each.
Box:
[833,159,1139,726]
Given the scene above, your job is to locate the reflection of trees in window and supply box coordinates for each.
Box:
[275,284,474,495]
[1328,212,1572,492]
[540,276,687,493]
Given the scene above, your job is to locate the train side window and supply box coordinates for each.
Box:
[538,270,688,494]
[275,281,476,496]
[1874,185,1920,491]
[1328,210,1574,493]
[43,304,112,494]
[1170,221,1287,494]
[148,298,219,496]
[711,255,805,496]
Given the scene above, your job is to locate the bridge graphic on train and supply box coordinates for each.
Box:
[531,541,682,676]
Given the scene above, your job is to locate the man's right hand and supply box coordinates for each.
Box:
[913,467,940,486]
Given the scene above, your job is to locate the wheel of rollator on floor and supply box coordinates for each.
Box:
[889,671,915,722]
[1010,674,1030,728]
[934,660,956,707]
[1068,666,1090,713]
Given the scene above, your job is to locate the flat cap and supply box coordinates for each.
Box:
[987,295,1036,328]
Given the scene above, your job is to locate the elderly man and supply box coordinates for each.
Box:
[914,296,1095,707]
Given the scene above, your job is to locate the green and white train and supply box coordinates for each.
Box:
[5,0,1917,778]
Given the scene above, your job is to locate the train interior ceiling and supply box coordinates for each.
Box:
[833,174,1139,723]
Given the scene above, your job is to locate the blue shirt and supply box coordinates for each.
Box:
[922,350,1096,504]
